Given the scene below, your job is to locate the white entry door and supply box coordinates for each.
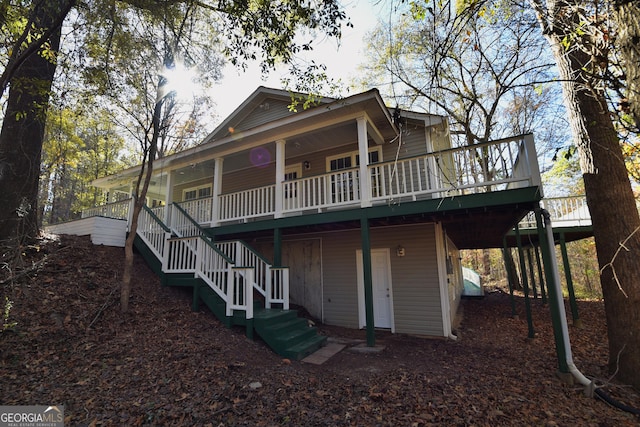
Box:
[357,249,394,330]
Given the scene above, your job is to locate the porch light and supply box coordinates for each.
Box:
[304,161,311,170]
[396,245,405,257]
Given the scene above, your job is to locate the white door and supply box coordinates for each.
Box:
[357,249,394,330]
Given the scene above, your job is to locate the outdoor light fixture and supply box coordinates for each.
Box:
[304,161,311,170]
[396,245,405,257]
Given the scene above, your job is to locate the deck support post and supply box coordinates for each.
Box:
[360,216,375,346]
[526,248,538,299]
[535,206,569,374]
[164,170,174,225]
[515,225,535,339]
[559,232,581,327]
[211,157,223,226]
[357,117,372,208]
[502,236,517,318]
[275,140,286,218]
[192,280,200,312]
[273,228,282,267]
[534,244,547,304]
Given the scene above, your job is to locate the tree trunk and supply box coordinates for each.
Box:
[121,91,163,312]
[0,2,64,249]
[611,0,640,129]
[546,31,640,389]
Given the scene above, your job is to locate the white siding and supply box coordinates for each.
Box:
[279,224,445,335]
[370,224,443,336]
[45,217,127,247]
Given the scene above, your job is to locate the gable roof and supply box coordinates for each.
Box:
[205,86,336,142]
[92,87,399,189]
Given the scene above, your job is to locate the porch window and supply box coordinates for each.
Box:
[327,148,382,202]
[284,164,302,200]
[183,184,212,201]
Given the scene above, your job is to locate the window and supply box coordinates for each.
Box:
[326,147,382,171]
[326,147,382,203]
[183,185,212,201]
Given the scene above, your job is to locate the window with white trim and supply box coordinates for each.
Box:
[182,184,212,201]
[326,147,382,202]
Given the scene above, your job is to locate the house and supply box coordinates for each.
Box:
[76,86,545,358]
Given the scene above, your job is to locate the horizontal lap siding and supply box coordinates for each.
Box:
[319,224,443,335]
[45,217,127,247]
[222,164,276,194]
[370,224,443,336]
[321,230,361,328]
[235,99,295,132]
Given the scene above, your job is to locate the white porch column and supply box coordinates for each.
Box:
[357,117,372,208]
[275,139,286,218]
[164,170,174,225]
[211,157,223,226]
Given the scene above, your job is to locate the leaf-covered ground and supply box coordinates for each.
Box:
[1,235,640,426]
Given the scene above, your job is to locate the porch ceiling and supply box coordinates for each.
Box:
[174,119,382,180]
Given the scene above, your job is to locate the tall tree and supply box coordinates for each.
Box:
[362,0,564,278]
[362,0,563,149]
[529,0,640,388]
[0,1,75,255]
[0,0,348,259]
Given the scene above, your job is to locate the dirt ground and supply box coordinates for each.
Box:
[1,234,640,426]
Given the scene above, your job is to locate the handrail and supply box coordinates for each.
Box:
[81,198,131,220]
[519,196,591,229]
[142,205,171,232]
[171,202,207,238]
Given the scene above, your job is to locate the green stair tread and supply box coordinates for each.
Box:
[253,309,298,322]
[272,326,317,344]
[283,335,328,360]
[265,318,309,334]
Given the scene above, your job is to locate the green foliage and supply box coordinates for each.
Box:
[558,238,601,300]
[542,146,584,196]
[40,107,130,223]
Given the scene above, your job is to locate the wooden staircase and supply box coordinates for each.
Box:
[133,228,327,361]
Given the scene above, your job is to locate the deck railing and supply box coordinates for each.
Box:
[170,203,203,238]
[81,199,131,220]
[219,185,276,222]
[178,197,212,225]
[520,196,591,229]
[88,135,540,226]
[394,134,537,198]
[282,169,360,212]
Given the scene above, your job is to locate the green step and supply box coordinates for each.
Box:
[282,335,328,360]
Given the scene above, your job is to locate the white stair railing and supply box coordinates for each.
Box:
[215,240,289,309]
[137,205,171,261]
[160,203,289,313]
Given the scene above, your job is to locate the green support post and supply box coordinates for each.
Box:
[273,228,282,266]
[535,206,569,374]
[526,247,538,299]
[559,232,581,327]
[502,236,517,318]
[515,225,535,339]
[360,216,375,347]
[534,244,547,304]
[192,280,200,312]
